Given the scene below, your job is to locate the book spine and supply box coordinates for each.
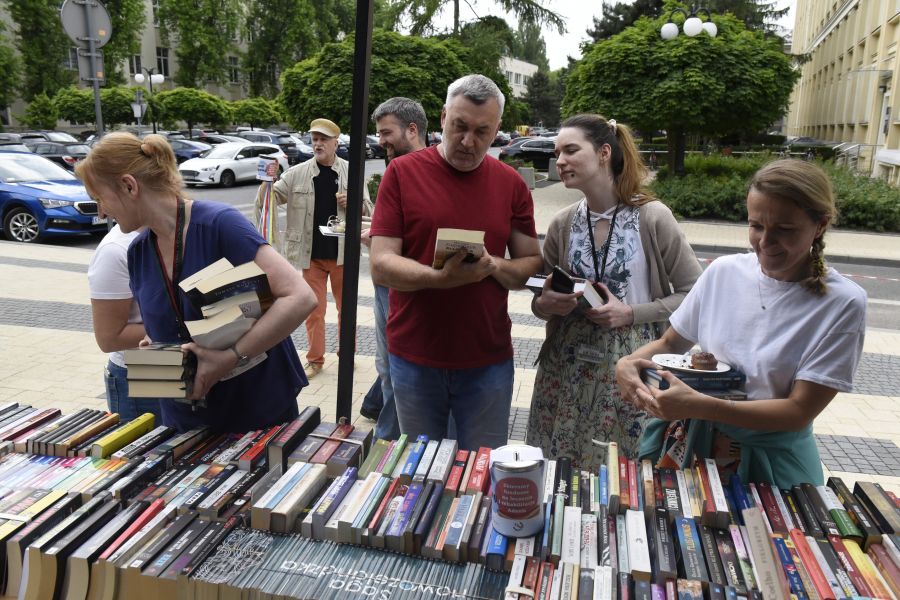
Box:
[827,476,881,550]
[400,434,429,483]
[817,485,863,541]
[801,482,839,537]
[444,449,469,496]
[827,533,872,596]
[467,447,492,495]
[789,528,836,600]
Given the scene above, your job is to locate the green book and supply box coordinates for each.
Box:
[358,439,391,479]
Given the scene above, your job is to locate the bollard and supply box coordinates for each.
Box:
[548,158,561,181]
[518,166,535,190]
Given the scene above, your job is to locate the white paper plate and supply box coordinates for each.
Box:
[652,353,731,373]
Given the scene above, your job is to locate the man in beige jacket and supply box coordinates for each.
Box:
[261,118,371,378]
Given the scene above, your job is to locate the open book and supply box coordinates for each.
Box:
[432,228,485,269]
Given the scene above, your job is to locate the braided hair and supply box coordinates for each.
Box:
[749,159,836,295]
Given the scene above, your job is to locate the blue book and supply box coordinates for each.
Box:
[674,517,708,582]
[310,466,357,539]
[539,502,552,560]
[729,473,752,524]
[412,482,444,554]
[772,537,809,600]
[263,463,311,509]
[485,525,508,572]
[599,464,608,506]
[400,434,429,484]
[385,481,424,552]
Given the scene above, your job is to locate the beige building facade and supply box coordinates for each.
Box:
[787,0,900,181]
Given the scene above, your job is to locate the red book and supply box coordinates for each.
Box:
[99,498,165,560]
[757,482,789,535]
[653,469,664,509]
[789,528,836,600]
[886,490,900,511]
[465,447,491,495]
[519,556,541,600]
[628,459,639,510]
[237,424,283,470]
[869,543,900,598]
[310,422,354,465]
[696,462,717,528]
[367,478,403,532]
[828,534,873,597]
[536,562,555,600]
[618,456,630,511]
[444,449,469,497]
[2,408,62,441]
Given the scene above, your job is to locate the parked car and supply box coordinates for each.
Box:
[178,142,288,187]
[289,134,315,163]
[366,135,386,159]
[0,151,107,243]
[0,133,22,144]
[137,130,186,140]
[498,137,556,169]
[0,143,32,153]
[168,139,212,164]
[23,141,90,171]
[196,133,247,146]
[492,131,511,147]
[19,131,80,144]
[297,132,349,160]
[238,131,302,165]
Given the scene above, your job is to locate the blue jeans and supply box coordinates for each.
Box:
[389,353,513,451]
[105,360,165,424]
[371,284,400,440]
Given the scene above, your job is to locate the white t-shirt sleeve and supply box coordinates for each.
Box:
[795,291,866,392]
[667,259,717,344]
[87,237,133,300]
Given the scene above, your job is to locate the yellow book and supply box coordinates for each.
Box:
[844,539,893,599]
[0,489,67,540]
[90,413,155,459]
[607,441,619,514]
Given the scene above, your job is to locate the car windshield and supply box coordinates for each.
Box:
[276,135,294,145]
[200,145,243,159]
[0,154,75,182]
[47,132,79,143]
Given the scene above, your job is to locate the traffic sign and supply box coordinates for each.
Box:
[60,0,112,48]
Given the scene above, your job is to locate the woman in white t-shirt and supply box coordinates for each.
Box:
[87,224,164,422]
[616,159,867,488]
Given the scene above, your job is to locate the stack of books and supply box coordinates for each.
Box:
[9,401,900,600]
[124,343,197,399]
[642,367,747,401]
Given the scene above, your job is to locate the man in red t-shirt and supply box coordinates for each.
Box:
[369,74,542,451]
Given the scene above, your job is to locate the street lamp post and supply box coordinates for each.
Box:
[134,68,165,133]
[660,5,717,40]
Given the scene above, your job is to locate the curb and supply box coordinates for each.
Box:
[690,244,900,269]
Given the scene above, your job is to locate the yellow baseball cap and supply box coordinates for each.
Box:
[309,118,340,138]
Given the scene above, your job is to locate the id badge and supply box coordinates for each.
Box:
[576,344,604,364]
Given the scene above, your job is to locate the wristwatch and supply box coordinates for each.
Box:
[229,344,250,368]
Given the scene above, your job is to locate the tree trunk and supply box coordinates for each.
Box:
[454,0,459,35]
[667,129,686,176]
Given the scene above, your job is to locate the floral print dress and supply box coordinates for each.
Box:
[526,201,659,472]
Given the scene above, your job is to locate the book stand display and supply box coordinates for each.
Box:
[0,402,898,600]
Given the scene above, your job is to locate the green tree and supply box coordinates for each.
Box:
[243,0,355,97]
[0,23,21,119]
[280,29,466,133]
[586,0,787,43]
[99,0,147,84]
[565,7,797,175]
[156,87,232,133]
[382,0,564,37]
[21,92,58,129]
[53,86,94,124]
[233,97,282,130]
[99,86,142,128]
[511,21,549,71]
[523,70,558,127]
[5,0,75,99]
[156,0,242,87]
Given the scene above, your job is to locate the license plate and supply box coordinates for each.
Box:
[92,216,107,225]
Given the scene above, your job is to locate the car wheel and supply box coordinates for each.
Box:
[366,147,374,159]
[3,207,40,243]
[220,170,236,187]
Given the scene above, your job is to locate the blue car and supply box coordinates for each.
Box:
[0,151,107,243]
[168,139,212,164]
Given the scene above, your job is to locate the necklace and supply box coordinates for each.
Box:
[757,274,767,310]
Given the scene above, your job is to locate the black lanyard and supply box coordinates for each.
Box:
[150,200,192,342]
[586,201,621,283]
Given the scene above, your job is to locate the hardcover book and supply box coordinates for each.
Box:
[432,228,485,269]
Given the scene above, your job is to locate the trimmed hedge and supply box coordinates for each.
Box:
[649,155,900,232]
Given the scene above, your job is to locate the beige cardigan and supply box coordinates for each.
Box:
[257,156,372,269]
[534,199,702,333]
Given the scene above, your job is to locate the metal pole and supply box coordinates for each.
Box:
[336,0,374,422]
[82,0,104,134]
[146,69,158,134]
